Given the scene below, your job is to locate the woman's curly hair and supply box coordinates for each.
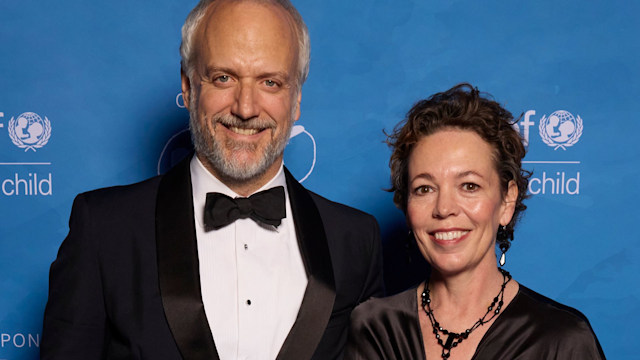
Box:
[387,83,531,250]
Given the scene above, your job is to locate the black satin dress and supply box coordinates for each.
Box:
[345,284,605,359]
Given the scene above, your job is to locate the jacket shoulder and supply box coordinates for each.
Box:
[76,175,162,208]
[307,190,377,224]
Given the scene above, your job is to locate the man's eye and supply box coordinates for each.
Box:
[265,79,277,87]
[462,183,479,191]
[216,75,230,83]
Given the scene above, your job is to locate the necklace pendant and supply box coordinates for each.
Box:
[444,333,455,350]
[422,271,512,360]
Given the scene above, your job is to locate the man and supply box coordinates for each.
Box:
[41,0,383,359]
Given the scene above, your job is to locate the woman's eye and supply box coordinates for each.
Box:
[462,183,479,191]
[414,185,433,194]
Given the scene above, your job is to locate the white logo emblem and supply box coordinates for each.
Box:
[538,110,583,150]
[287,124,316,182]
[8,112,51,152]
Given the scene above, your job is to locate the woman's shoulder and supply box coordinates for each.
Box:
[504,284,606,357]
[351,286,419,326]
[346,286,426,360]
[515,285,593,329]
[476,284,606,359]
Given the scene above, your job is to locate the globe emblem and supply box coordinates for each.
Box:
[8,112,52,152]
[539,110,583,150]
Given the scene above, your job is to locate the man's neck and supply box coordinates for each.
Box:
[196,153,283,197]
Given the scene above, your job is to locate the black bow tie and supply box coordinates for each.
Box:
[203,186,286,231]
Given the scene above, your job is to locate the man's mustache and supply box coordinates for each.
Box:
[212,114,276,130]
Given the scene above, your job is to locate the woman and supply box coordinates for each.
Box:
[345,84,605,359]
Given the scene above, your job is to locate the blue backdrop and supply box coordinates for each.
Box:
[1,0,638,358]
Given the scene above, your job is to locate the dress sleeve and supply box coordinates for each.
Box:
[344,290,426,360]
[344,302,387,360]
[473,286,607,359]
[552,318,606,360]
[41,194,107,359]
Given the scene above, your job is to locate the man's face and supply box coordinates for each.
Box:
[183,0,301,190]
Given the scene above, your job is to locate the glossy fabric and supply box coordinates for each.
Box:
[345,284,606,359]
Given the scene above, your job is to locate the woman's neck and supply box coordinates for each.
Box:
[426,263,507,326]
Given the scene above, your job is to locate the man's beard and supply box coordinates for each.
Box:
[189,106,293,183]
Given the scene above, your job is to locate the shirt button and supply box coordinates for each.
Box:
[244,244,248,250]
[246,299,252,305]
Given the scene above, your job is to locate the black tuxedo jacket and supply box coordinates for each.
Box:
[41,158,383,360]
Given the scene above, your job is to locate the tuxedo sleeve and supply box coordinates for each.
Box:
[41,193,107,359]
[359,216,384,301]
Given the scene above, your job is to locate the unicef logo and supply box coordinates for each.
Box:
[8,112,51,152]
[538,110,583,150]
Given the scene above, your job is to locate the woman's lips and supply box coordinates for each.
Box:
[430,229,470,245]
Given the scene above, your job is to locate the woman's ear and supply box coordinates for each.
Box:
[500,180,518,226]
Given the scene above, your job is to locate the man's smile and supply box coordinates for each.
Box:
[227,125,262,136]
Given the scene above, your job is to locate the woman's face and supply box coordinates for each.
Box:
[407,129,517,275]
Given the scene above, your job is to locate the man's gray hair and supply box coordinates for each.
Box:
[180,0,311,89]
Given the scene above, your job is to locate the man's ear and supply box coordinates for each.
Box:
[293,90,302,121]
[181,69,192,111]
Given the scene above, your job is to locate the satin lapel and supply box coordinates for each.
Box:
[156,157,219,360]
[276,168,336,360]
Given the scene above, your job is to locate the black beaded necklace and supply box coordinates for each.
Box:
[420,268,512,359]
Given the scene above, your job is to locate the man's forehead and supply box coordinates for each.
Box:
[195,1,298,49]
[192,0,299,73]
[199,0,296,34]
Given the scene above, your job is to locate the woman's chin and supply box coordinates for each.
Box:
[428,256,469,276]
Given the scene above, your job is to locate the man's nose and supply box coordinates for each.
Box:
[231,81,260,120]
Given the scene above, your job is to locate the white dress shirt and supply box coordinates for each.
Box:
[190,156,308,360]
